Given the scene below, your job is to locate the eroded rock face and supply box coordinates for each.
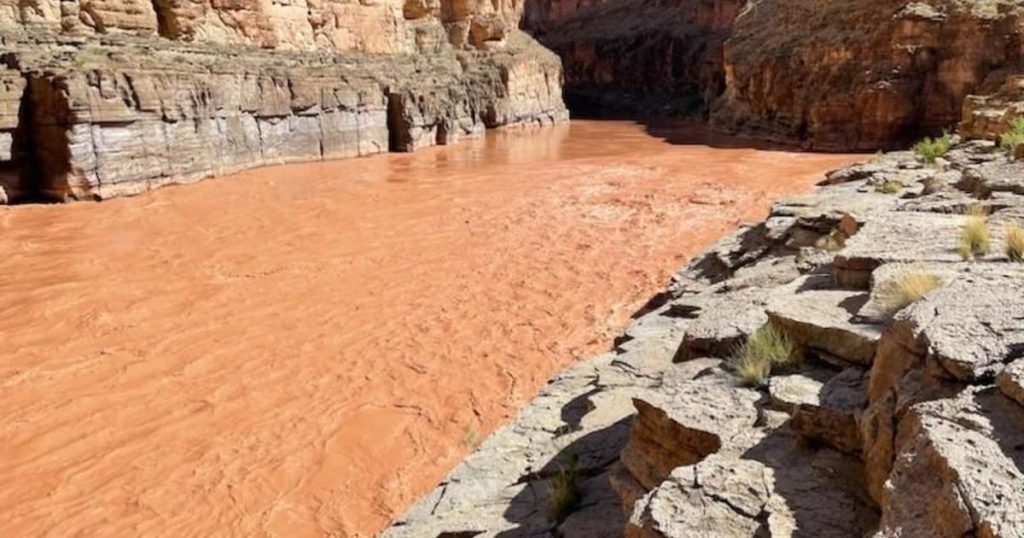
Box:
[523,0,742,115]
[0,1,567,202]
[712,0,1024,149]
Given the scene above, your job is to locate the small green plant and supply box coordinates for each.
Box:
[913,132,953,164]
[875,267,941,315]
[876,180,903,194]
[729,324,797,387]
[999,117,1024,156]
[959,204,991,260]
[548,453,580,523]
[462,421,480,450]
[1006,222,1024,262]
[871,150,886,163]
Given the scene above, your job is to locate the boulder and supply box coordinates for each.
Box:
[878,387,1024,537]
[619,365,761,490]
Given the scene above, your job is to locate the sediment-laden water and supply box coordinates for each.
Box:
[0,120,859,537]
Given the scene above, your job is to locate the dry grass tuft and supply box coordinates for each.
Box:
[730,324,797,387]
[548,454,580,523]
[732,354,771,387]
[1006,222,1024,262]
[875,267,941,315]
[959,205,991,260]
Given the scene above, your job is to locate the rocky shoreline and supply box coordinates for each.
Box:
[385,139,1024,537]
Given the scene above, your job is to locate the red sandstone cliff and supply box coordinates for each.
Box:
[714,0,1024,150]
[525,0,1024,149]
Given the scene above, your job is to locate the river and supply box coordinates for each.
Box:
[0,120,860,537]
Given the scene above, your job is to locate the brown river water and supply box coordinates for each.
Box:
[0,120,860,537]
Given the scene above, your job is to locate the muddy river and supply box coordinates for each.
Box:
[0,120,860,537]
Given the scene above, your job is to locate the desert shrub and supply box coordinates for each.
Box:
[730,324,796,386]
[999,117,1024,155]
[1006,222,1024,262]
[548,454,580,523]
[959,205,991,260]
[876,180,903,194]
[875,267,941,315]
[913,132,952,164]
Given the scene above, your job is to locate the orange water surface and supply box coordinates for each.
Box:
[0,120,861,537]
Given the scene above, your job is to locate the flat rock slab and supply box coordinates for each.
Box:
[880,386,1024,537]
[834,211,969,288]
[899,265,1024,381]
[671,288,771,361]
[767,276,883,365]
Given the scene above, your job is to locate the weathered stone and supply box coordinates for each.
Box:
[672,288,771,361]
[791,367,867,454]
[879,387,1024,537]
[997,359,1024,409]
[626,455,770,538]
[834,212,972,288]
[628,427,878,538]
[896,266,1024,382]
[713,0,1024,150]
[620,365,761,491]
[767,275,883,365]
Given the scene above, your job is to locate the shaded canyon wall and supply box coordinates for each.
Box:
[524,0,1024,150]
[0,0,566,202]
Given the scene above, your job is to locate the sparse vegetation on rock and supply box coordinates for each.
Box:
[1007,222,1024,262]
[874,266,941,315]
[999,116,1024,156]
[547,454,580,523]
[729,324,796,386]
[875,179,903,194]
[959,205,991,260]
[913,132,952,164]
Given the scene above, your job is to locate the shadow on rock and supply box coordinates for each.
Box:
[495,417,632,537]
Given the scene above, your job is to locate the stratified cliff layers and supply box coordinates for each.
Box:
[0,0,567,202]
[526,0,1024,149]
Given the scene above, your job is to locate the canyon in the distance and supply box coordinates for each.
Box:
[3,1,1024,537]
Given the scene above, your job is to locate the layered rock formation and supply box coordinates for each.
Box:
[525,0,1024,149]
[387,140,1024,536]
[522,0,741,115]
[0,0,566,202]
[714,0,1024,150]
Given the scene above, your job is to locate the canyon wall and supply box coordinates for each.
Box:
[0,0,566,202]
[522,0,742,115]
[714,0,1024,150]
[526,0,1024,149]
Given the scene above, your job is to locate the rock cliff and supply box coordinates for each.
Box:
[386,139,1024,536]
[0,0,566,202]
[526,0,1024,149]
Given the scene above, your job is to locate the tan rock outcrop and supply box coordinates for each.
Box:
[0,0,567,202]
